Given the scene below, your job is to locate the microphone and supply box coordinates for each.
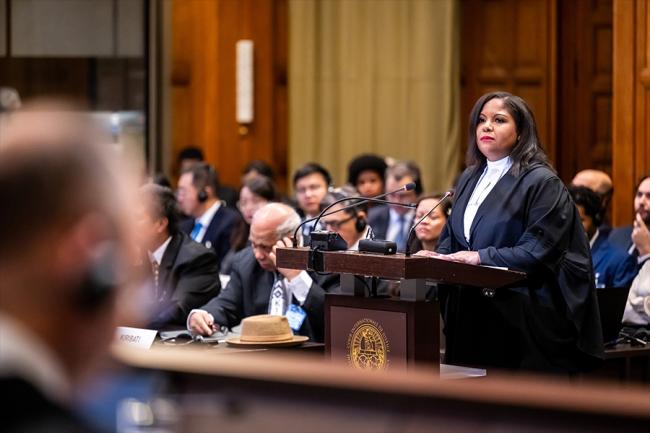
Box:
[291,183,416,247]
[404,191,454,257]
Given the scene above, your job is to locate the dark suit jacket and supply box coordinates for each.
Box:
[367,205,414,250]
[608,225,634,255]
[592,234,638,288]
[1,376,100,433]
[180,205,241,269]
[198,247,339,342]
[367,205,391,239]
[150,232,220,328]
[437,163,603,373]
[218,185,239,208]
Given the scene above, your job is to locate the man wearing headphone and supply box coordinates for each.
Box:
[569,186,637,288]
[319,185,373,250]
[0,105,139,432]
[177,163,241,269]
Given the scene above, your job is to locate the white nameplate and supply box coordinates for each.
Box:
[115,327,157,349]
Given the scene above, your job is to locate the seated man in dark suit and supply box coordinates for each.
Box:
[569,186,637,288]
[367,161,421,251]
[188,203,338,342]
[177,162,241,268]
[0,106,139,432]
[137,184,220,328]
[176,147,238,206]
[608,175,650,265]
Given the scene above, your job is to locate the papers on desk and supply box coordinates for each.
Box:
[482,265,509,271]
[115,327,157,349]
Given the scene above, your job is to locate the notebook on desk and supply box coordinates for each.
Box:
[596,286,630,344]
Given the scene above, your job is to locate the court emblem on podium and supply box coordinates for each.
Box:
[346,318,390,370]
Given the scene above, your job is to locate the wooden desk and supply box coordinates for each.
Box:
[148,340,486,379]
[113,345,650,433]
[599,343,650,383]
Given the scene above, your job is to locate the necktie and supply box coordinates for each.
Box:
[268,275,288,316]
[394,214,408,251]
[190,221,203,241]
[151,260,160,299]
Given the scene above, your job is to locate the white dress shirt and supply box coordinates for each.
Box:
[386,208,414,243]
[463,156,513,243]
[187,270,314,331]
[148,236,172,265]
[622,260,650,326]
[349,226,373,251]
[194,201,221,242]
[0,313,71,404]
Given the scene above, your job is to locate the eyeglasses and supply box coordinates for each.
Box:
[250,241,275,254]
[295,184,326,195]
[322,215,355,230]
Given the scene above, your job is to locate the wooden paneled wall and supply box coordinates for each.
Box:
[557,0,613,180]
[461,0,617,185]
[612,0,650,226]
[460,0,557,165]
[171,0,288,190]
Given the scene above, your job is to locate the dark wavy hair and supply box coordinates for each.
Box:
[568,186,603,228]
[466,92,552,177]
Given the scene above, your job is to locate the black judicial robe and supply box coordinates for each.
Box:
[437,163,604,373]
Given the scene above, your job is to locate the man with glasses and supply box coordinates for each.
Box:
[292,163,332,243]
[320,186,373,250]
[188,203,338,342]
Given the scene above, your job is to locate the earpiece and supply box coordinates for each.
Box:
[197,164,216,203]
[77,241,120,309]
[355,216,367,233]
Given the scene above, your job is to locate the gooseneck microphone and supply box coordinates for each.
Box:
[404,191,454,257]
[291,183,417,247]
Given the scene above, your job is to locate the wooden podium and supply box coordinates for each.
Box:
[277,247,525,370]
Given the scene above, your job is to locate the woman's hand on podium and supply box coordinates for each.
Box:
[415,249,481,265]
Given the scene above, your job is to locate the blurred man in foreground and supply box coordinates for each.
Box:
[0,105,139,432]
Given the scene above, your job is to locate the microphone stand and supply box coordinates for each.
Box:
[292,185,416,247]
[404,191,454,257]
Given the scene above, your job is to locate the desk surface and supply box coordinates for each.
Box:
[150,339,487,379]
[604,343,650,359]
[113,343,650,426]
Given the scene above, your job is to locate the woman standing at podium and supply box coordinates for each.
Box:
[417,92,603,373]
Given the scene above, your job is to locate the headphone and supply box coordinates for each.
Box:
[197,189,208,203]
[196,164,217,203]
[77,241,120,310]
[355,215,367,233]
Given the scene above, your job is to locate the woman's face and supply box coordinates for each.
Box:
[414,198,447,244]
[475,98,518,161]
[238,186,269,224]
